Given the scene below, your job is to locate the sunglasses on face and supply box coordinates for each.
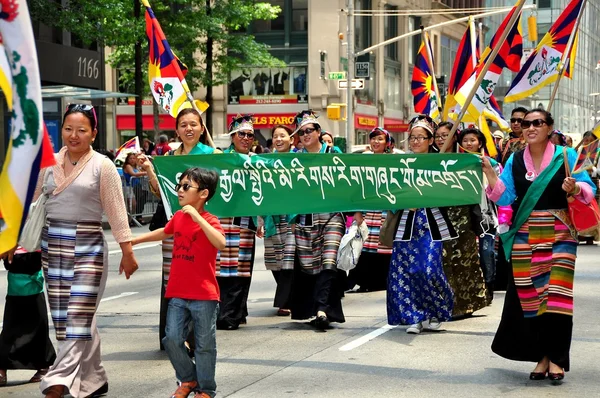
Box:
[298,127,317,137]
[66,103,98,127]
[236,131,255,139]
[175,183,202,192]
[521,119,547,129]
[510,117,523,124]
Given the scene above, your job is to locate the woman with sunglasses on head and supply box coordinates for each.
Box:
[138,107,220,348]
[13,104,138,398]
[437,125,490,319]
[261,125,296,316]
[288,110,346,330]
[483,109,595,382]
[215,114,261,330]
[386,115,457,335]
[346,127,393,293]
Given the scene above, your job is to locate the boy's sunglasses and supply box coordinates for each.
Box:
[510,117,523,124]
[66,103,98,126]
[175,183,202,192]
[521,119,547,129]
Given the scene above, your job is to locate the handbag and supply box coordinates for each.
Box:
[563,147,600,235]
[149,201,168,231]
[337,221,369,271]
[18,170,50,252]
[379,210,401,247]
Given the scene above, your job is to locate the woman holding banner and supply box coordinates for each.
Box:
[139,107,219,346]
[483,109,596,381]
[436,122,489,317]
[262,125,296,316]
[386,115,457,334]
[289,110,346,330]
[346,127,393,293]
[216,114,261,330]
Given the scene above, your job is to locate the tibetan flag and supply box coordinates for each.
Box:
[574,139,599,173]
[443,20,477,121]
[455,3,523,119]
[478,115,498,158]
[0,34,12,109]
[505,0,583,102]
[143,0,192,117]
[0,0,56,254]
[115,136,141,160]
[411,33,439,120]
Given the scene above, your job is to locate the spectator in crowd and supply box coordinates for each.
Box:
[142,138,155,155]
[123,152,148,226]
[153,134,171,156]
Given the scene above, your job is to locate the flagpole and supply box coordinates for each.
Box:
[470,17,478,69]
[547,0,587,113]
[187,94,216,148]
[421,28,442,120]
[441,0,526,153]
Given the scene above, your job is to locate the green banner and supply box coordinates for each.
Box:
[153,153,484,218]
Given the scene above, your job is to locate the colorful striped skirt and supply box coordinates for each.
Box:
[217,217,256,278]
[512,211,577,318]
[264,215,295,272]
[41,219,107,341]
[295,213,345,275]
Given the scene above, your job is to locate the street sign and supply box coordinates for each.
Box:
[329,72,346,80]
[355,53,370,79]
[338,79,365,90]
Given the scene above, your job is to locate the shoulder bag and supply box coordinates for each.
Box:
[379,210,402,248]
[19,170,50,251]
[563,147,600,235]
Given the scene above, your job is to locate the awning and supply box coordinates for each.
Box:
[42,85,135,99]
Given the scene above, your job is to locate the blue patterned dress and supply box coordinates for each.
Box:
[387,209,454,325]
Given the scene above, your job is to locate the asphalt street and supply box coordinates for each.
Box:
[1,226,599,397]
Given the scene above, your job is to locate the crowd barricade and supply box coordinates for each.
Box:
[121,175,159,225]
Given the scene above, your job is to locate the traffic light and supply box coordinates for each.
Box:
[327,105,341,120]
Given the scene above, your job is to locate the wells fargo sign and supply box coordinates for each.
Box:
[227,113,296,129]
[355,114,378,129]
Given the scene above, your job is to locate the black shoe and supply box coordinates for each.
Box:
[548,371,564,381]
[529,372,547,380]
[85,382,108,397]
[313,315,330,330]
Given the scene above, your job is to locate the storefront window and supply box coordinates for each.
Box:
[355,130,369,145]
[228,66,307,105]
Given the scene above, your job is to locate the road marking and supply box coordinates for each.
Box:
[100,292,139,302]
[0,292,139,328]
[339,324,398,351]
[108,243,159,255]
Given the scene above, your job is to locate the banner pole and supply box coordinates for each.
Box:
[547,0,587,112]
[441,0,526,153]
[421,27,442,121]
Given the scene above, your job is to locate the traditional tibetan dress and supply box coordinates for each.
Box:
[38,148,131,397]
[487,143,595,371]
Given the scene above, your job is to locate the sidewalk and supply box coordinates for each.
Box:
[104,224,152,252]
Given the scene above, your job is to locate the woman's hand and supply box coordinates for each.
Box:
[137,154,153,172]
[481,156,498,189]
[119,251,138,279]
[562,177,580,195]
[256,225,265,239]
[353,212,365,226]
[0,246,17,264]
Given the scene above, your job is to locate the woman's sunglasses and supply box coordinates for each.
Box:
[298,127,317,137]
[236,131,255,139]
[521,119,547,128]
[175,183,202,192]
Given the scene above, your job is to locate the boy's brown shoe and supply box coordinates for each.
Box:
[170,381,198,398]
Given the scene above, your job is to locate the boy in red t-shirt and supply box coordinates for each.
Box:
[132,167,225,398]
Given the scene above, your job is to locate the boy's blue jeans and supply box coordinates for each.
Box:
[479,234,496,284]
[163,298,219,397]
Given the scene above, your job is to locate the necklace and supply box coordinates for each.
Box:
[66,153,78,166]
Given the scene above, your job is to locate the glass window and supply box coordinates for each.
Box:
[384,65,401,110]
[440,35,459,79]
[384,5,398,61]
[253,0,285,32]
[292,0,308,31]
[538,0,551,8]
[355,0,372,51]
[228,66,307,104]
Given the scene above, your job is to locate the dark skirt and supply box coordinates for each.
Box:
[217,275,253,330]
[491,271,572,371]
[0,293,56,370]
[289,257,345,324]
[272,270,293,309]
[347,252,391,292]
[493,245,510,291]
